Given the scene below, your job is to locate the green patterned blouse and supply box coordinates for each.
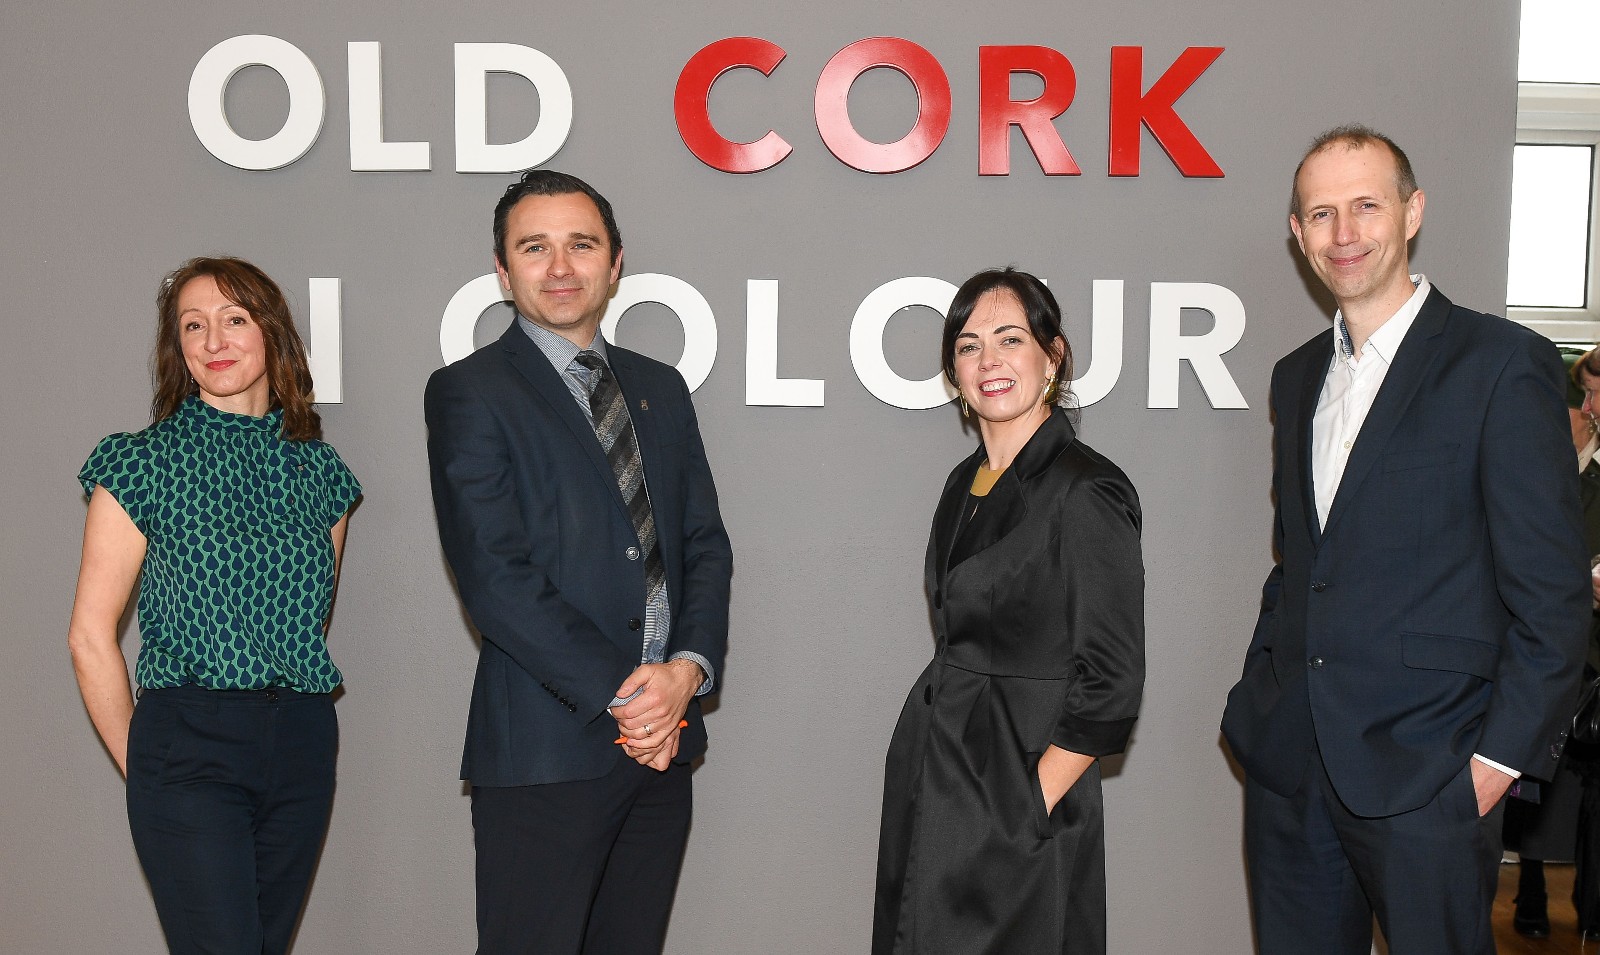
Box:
[79,396,361,692]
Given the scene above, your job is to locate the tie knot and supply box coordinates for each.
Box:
[574,350,606,374]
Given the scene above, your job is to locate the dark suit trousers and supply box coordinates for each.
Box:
[1245,749,1503,955]
[473,757,692,955]
[126,686,338,955]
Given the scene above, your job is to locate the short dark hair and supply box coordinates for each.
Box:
[153,256,322,442]
[941,267,1074,408]
[1290,124,1419,220]
[492,169,622,268]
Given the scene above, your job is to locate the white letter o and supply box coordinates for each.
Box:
[601,274,718,391]
[189,35,325,170]
[850,277,959,410]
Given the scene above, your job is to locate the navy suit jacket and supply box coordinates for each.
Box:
[425,321,733,788]
[1221,287,1590,817]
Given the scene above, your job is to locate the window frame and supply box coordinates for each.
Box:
[1511,82,1600,341]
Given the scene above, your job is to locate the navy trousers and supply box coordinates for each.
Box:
[126,686,338,955]
[1245,749,1504,955]
[472,757,692,955]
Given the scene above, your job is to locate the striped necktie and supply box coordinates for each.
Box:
[574,351,665,597]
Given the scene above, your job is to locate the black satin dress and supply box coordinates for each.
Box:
[874,409,1145,955]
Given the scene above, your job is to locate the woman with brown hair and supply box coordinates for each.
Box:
[66,257,360,954]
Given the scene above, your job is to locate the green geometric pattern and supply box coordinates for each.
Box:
[79,396,361,692]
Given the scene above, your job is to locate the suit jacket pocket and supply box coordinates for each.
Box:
[1401,631,1499,680]
[1381,443,1459,473]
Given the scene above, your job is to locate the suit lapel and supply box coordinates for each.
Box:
[947,462,1023,572]
[1295,335,1331,549]
[932,449,982,582]
[497,322,629,515]
[1320,288,1450,539]
[945,409,1077,574]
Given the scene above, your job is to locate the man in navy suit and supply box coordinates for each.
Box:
[1221,126,1591,953]
[426,170,732,954]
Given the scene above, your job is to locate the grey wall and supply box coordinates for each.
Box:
[1,1,1520,952]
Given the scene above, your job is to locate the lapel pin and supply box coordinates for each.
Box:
[639,399,649,411]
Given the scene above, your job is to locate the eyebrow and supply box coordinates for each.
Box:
[956,324,1027,341]
[1309,195,1384,211]
[514,231,606,248]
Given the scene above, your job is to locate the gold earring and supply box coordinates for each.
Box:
[958,392,970,417]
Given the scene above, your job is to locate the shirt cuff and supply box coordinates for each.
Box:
[607,687,642,708]
[1472,753,1521,779]
[668,651,716,696]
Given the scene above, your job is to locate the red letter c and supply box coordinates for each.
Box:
[675,37,792,173]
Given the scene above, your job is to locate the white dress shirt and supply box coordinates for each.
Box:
[1311,275,1430,530]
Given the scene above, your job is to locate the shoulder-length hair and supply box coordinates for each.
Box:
[940,267,1075,410]
[152,256,322,442]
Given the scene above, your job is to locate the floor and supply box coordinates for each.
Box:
[1497,863,1600,954]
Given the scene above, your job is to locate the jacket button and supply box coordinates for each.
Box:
[1310,581,1326,592]
[923,685,933,705]
[1309,656,1325,668]
[625,546,640,560]
[567,703,577,713]
[628,618,642,631]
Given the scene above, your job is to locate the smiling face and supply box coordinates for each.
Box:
[1289,142,1425,320]
[496,191,622,347]
[177,274,271,415]
[952,290,1063,429]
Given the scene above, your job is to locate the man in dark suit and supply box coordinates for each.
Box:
[425,170,733,955]
[1221,125,1591,954]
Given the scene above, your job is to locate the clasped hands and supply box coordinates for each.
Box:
[608,659,704,771]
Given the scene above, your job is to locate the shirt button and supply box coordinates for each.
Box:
[1309,657,1325,669]
[1342,440,1352,450]
[625,546,640,560]
[628,618,642,631]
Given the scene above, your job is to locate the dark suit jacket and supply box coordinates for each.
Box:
[425,321,733,788]
[1221,286,1590,817]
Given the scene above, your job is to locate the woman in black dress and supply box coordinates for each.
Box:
[874,268,1145,955]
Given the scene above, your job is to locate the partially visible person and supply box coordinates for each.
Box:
[1503,346,1599,938]
[1571,347,1600,940]
[874,267,1145,955]
[67,257,361,955]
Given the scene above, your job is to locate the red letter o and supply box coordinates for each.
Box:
[814,37,951,174]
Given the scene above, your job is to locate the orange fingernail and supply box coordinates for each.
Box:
[614,737,626,744]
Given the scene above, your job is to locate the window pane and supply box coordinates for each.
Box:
[1520,0,1600,83]
[1508,144,1592,308]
